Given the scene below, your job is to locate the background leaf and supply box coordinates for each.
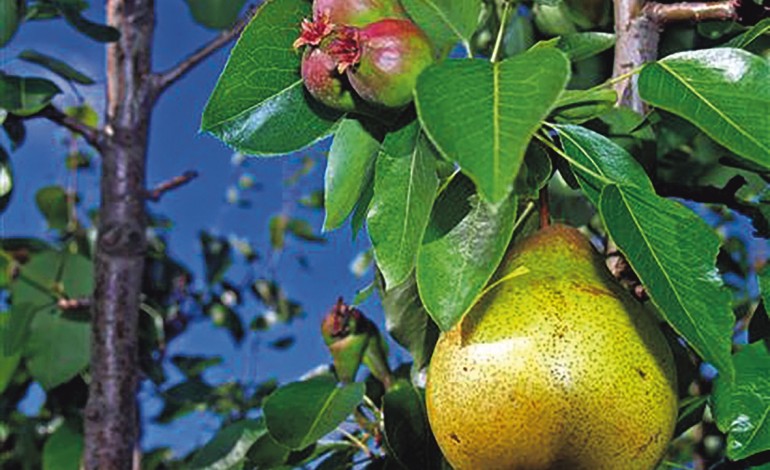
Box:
[201,0,342,155]
[263,376,364,450]
[555,32,615,62]
[0,0,22,47]
[639,48,770,170]
[416,174,518,331]
[184,0,247,30]
[367,122,438,289]
[415,49,569,203]
[599,184,734,379]
[382,381,441,470]
[25,310,90,389]
[400,0,481,56]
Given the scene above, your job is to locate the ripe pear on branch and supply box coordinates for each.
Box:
[426,225,678,470]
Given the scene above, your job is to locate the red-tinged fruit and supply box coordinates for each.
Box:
[301,46,358,112]
[346,19,434,108]
[313,0,407,27]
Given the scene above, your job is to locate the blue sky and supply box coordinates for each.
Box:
[1,1,386,457]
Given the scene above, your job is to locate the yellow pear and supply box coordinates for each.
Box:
[425,224,678,470]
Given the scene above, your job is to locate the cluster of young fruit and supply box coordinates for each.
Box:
[293,0,434,112]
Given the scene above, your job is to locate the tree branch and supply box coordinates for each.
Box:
[152,6,256,97]
[31,105,104,150]
[644,1,739,24]
[144,170,199,201]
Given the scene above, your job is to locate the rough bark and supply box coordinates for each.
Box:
[84,0,155,468]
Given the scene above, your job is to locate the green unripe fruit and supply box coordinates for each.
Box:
[313,0,407,28]
[426,225,678,470]
[345,19,434,108]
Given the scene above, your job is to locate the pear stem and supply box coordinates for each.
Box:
[539,188,551,228]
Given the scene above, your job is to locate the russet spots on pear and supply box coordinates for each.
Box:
[426,225,678,470]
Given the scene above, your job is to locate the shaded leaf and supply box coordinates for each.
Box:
[639,48,770,170]
[599,184,734,379]
[378,272,438,372]
[0,0,22,47]
[713,342,770,460]
[201,0,342,155]
[42,423,83,470]
[724,18,770,50]
[551,88,616,124]
[171,355,223,379]
[190,420,264,469]
[19,49,95,85]
[286,218,325,244]
[368,122,438,289]
[382,381,441,470]
[0,73,61,116]
[263,376,364,449]
[556,32,615,62]
[417,174,518,331]
[55,1,120,42]
[0,314,20,394]
[415,49,570,203]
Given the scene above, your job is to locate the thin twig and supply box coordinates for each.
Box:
[153,6,257,96]
[58,297,93,311]
[144,170,199,202]
[644,1,738,24]
[337,427,372,457]
[31,105,103,150]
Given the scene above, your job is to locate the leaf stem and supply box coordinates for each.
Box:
[337,427,372,457]
[534,128,614,186]
[589,66,644,92]
[490,1,513,63]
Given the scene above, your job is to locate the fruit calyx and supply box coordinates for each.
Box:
[293,14,335,49]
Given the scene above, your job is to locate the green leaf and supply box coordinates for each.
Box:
[599,184,734,379]
[556,124,652,205]
[415,48,570,203]
[378,272,438,372]
[0,0,23,47]
[25,310,90,389]
[555,32,615,62]
[263,376,365,450]
[416,174,518,332]
[55,1,120,42]
[42,423,83,470]
[0,314,21,394]
[0,73,61,116]
[245,423,293,467]
[367,122,438,289]
[713,342,770,460]
[184,0,247,30]
[639,48,770,170]
[201,0,342,155]
[725,18,770,50]
[400,0,481,56]
[0,145,13,214]
[514,143,552,198]
[323,119,381,231]
[12,250,93,308]
[35,186,69,230]
[18,49,95,85]
[350,178,373,240]
[382,381,440,470]
[190,420,264,469]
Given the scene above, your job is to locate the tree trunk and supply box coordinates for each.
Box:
[84,1,155,468]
